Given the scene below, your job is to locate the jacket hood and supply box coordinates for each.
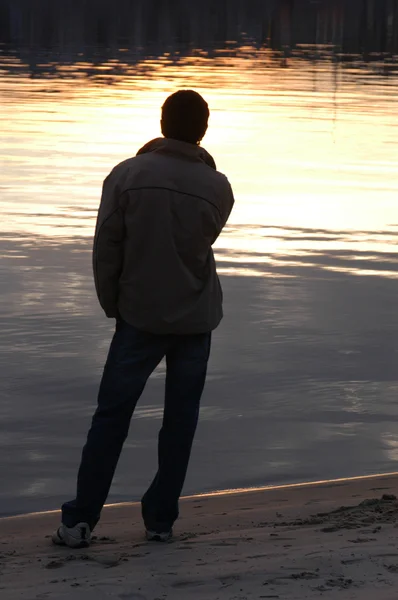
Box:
[137,137,217,170]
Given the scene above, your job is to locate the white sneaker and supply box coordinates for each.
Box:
[52,522,91,548]
[145,529,173,542]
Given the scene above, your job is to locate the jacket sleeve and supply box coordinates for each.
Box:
[93,178,125,318]
[220,181,235,230]
[209,181,235,246]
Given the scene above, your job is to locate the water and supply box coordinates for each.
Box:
[1,4,398,516]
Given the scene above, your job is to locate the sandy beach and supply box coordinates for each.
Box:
[1,475,398,599]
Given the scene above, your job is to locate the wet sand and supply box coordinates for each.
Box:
[2,474,398,599]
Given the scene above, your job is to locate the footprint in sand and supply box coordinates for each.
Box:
[247,554,275,559]
[44,559,64,569]
[211,541,238,547]
[92,536,117,545]
[316,577,354,591]
[171,579,205,588]
[219,574,241,585]
[341,558,365,565]
[290,571,319,581]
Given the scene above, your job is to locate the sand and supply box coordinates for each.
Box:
[2,475,398,600]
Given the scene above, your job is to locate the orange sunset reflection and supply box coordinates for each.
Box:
[1,48,398,277]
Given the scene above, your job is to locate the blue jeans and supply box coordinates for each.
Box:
[62,319,211,531]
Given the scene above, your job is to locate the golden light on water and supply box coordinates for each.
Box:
[1,48,398,276]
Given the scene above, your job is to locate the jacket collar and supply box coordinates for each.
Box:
[137,137,216,170]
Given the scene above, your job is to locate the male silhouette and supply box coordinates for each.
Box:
[53,90,234,548]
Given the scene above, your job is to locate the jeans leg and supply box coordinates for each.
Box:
[62,320,167,530]
[142,332,211,531]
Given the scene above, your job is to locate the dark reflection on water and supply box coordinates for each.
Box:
[1,1,398,515]
[2,0,398,58]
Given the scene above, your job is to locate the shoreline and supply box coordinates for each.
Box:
[2,474,398,599]
[3,470,398,522]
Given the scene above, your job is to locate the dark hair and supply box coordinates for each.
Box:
[161,90,209,145]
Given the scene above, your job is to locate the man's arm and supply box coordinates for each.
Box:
[93,178,124,318]
[220,181,235,229]
[209,180,235,245]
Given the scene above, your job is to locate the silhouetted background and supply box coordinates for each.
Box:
[1,0,398,76]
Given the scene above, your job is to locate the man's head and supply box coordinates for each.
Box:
[161,90,209,145]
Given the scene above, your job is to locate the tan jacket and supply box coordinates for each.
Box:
[93,137,234,334]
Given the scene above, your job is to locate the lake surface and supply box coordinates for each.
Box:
[1,33,398,515]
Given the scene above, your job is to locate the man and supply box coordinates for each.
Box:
[52,90,234,548]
